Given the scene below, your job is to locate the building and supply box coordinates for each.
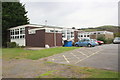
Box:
[78,31,114,40]
[78,31,90,39]
[8,24,79,47]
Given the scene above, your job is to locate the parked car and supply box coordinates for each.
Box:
[113,37,120,44]
[75,39,97,47]
[92,39,104,45]
[91,39,99,45]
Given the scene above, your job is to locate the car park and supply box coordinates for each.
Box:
[75,39,97,47]
[113,37,120,44]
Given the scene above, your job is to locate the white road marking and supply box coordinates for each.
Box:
[70,53,80,60]
[75,49,103,64]
[52,59,55,61]
[77,51,89,57]
[63,55,70,63]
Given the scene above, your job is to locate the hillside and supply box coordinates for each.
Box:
[79,25,120,37]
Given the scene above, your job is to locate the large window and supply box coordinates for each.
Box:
[20,28,25,34]
[10,30,14,35]
[15,29,19,35]
[10,28,25,39]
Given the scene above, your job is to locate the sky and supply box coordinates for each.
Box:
[20,0,119,28]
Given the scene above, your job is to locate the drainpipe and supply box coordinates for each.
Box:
[54,28,56,47]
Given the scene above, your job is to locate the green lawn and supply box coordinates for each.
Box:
[2,47,79,60]
[36,63,118,78]
[80,67,118,78]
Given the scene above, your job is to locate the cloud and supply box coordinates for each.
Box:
[21,0,119,28]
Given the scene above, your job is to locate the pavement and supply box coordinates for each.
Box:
[47,44,119,71]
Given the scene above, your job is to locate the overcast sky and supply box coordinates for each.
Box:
[20,0,119,28]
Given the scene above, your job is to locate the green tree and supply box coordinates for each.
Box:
[2,2,29,47]
[114,32,120,37]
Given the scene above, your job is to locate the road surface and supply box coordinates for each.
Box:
[47,44,119,71]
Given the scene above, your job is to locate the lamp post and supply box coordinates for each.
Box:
[54,28,56,47]
[45,20,47,26]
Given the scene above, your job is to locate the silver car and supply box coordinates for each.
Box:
[113,37,120,44]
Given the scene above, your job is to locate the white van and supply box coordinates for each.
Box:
[113,37,120,44]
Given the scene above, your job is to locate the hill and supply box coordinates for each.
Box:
[79,25,120,37]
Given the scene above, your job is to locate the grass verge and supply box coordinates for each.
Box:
[2,47,79,60]
[36,62,118,78]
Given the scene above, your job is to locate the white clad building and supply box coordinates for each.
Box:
[78,31,114,40]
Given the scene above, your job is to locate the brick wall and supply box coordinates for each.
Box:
[45,33,62,47]
[25,27,45,47]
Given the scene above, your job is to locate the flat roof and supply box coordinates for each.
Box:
[8,24,78,30]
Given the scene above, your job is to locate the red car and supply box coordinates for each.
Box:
[97,40,104,45]
[93,39,104,45]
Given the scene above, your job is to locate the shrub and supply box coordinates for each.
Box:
[7,42,19,48]
[20,46,25,48]
[97,36,113,44]
[97,36,106,43]
[105,38,113,44]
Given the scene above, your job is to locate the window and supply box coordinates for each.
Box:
[12,36,14,39]
[20,28,25,34]
[71,34,74,37]
[20,35,25,38]
[14,36,19,39]
[23,35,25,38]
[15,29,19,35]
[71,32,74,37]
[15,36,17,39]
[98,32,100,34]
[11,36,13,39]
[71,32,74,34]
[84,35,86,37]
[55,30,58,32]
[17,36,19,39]
[81,35,83,37]
[10,30,14,35]
[29,30,36,34]
[50,30,54,32]
[87,35,89,37]
[20,35,22,38]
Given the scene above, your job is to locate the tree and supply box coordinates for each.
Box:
[72,27,75,29]
[2,2,29,47]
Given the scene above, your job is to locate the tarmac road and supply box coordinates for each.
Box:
[47,44,119,71]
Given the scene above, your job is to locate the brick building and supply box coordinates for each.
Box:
[8,24,79,47]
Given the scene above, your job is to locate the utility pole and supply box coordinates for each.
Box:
[54,28,56,47]
[45,20,47,26]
